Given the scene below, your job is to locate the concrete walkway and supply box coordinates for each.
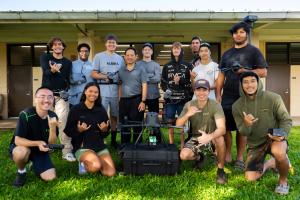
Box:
[0,119,17,131]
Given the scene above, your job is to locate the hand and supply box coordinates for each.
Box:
[190,70,197,80]
[77,121,91,133]
[174,73,181,85]
[47,115,58,130]
[49,61,61,73]
[235,67,246,74]
[138,102,146,112]
[37,141,49,152]
[197,130,212,145]
[104,74,110,82]
[97,120,109,132]
[186,105,202,118]
[268,133,285,142]
[243,111,258,127]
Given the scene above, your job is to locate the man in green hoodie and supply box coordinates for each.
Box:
[232,71,292,195]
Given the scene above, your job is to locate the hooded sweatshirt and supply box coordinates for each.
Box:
[232,77,292,148]
[161,49,192,103]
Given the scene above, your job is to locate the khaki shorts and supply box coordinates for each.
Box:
[75,148,110,161]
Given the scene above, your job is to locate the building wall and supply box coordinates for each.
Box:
[0,43,7,118]
[291,65,300,117]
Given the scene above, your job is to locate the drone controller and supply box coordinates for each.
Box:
[43,144,65,150]
[268,128,287,137]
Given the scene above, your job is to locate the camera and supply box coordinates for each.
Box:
[58,90,69,101]
[107,72,118,83]
[268,128,287,137]
[163,89,173,99]
[70,74,87,85]
[231,61,243,72]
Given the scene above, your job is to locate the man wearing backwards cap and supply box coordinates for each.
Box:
[232,71,292,195]
[216,21,268,170]
[177,79,227,184]
[137,43,162,142]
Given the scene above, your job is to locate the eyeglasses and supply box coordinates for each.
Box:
[36,95,54,101]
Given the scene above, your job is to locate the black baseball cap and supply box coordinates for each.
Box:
[194,79,210,90]
[142,43,153,49]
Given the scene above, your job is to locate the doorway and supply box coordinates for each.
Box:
[266,64,290,112]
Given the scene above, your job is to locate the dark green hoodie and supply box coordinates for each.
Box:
[232,77,292,148]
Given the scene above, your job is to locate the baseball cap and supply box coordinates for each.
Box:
[143,43,153,49]
[194,79,210,90]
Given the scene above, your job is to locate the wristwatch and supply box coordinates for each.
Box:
[141,100,146,104]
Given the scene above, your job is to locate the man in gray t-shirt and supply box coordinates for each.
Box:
[118,47,148,144]
[91,34,124,148]
[137,43,162,142]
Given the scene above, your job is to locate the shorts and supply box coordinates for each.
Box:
[101,96,119,117]
[75,148,110,161]
[165,102,185,122]
[9,144,54,176]
[223,108,237,131]
[184,137,213,156]
[245,139,288,173]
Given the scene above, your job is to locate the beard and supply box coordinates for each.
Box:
[235,38,248,46]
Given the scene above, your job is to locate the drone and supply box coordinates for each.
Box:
[96,71,120,85]
[117,112,185,145]
[221,61,253,73]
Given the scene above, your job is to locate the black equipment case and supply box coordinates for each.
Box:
[120,143,180,175]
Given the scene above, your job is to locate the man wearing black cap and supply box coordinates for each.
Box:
[137,43,162,142]
[216,21,268,170]
[177,79,227,184]
[232,71,292,195]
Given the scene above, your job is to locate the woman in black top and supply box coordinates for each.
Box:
[64,82,116,176]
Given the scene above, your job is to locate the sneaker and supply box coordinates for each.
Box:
[275,184,289,195]
[216,168,227,184]
[13,172,26,187]
[62,153,76,162]
[194,153,206,169]
[78,162,87,175]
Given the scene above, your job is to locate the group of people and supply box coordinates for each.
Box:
[9,21,292,195]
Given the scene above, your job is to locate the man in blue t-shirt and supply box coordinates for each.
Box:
[9,87,59,187]
[91,34,125,148]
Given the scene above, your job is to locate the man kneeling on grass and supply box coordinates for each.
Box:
[176,79,227,184]
[232,71,292,195]
[9,87,59,187]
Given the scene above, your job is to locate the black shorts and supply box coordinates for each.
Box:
[223,108,237,131]
[9,144,54,176]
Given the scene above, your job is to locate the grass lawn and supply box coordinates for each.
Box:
[0,127,299,200]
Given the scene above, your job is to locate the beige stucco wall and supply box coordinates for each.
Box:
[291,65,300,117]
[0,43,7,119]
